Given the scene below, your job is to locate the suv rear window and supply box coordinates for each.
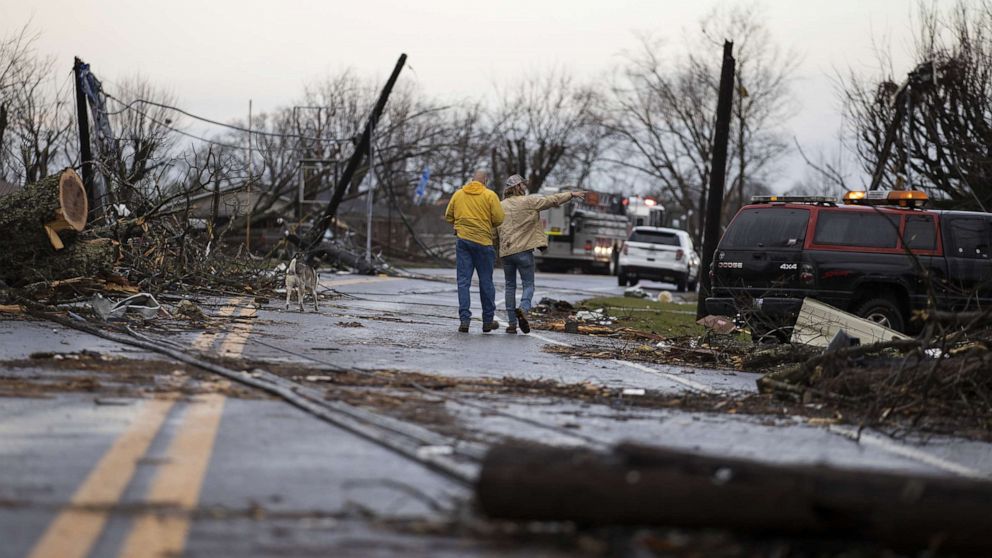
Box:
[814,211,899,248]
[721,208,809,250]
[947,218,991,259]
[903,215,936,250]
[629,230,679,245]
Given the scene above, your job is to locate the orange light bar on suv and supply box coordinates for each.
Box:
[842,190,928,208]
[842,191,866,203]
[750,195,836,204]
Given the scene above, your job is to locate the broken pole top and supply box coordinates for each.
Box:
[303,53,408,255]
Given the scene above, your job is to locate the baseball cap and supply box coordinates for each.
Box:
[505,174,526,188]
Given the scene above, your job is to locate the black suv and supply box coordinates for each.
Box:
[705,192,992,335]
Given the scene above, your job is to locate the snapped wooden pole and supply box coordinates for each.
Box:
[697,41,735,319]
[477,442,992,553]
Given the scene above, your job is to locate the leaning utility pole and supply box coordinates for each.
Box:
[364,121,374,263]
[303,53,407,253]
[72,57,96,218]
[246,99,253,252]
[696,41,735,320]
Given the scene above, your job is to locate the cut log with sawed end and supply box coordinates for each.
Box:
[0,168,88,247]
[0,169,93,285]
[476,442,992,553]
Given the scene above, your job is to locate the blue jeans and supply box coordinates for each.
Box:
[503,250,535,325]
[456,239,496,324]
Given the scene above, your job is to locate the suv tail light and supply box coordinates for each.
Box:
[622,243,628,255]
[675,249,684,261]
[800,263,815,284]
[584,240,593,253]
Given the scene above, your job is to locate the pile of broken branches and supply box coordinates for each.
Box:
[759,311,992,438]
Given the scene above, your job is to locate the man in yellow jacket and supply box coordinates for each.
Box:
[445,170,505,333]
[498,175,585,333]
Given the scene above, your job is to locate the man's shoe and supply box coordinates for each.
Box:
[515,308,531,334]
[482,321,499,333]
[505,325,517,334]
[458,322,470,333]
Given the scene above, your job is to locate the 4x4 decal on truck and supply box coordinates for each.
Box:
[779,263,798,270]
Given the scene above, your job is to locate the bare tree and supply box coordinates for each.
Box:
[695,3,799,212]
[490,69,605,193]
[607,4,797,241]
[105,75,182,208]
[842,1,992,209]
[0,25,73,185]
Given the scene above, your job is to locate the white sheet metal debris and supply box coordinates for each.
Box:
[624,286,649,298]
[91,293,163,320]
[790,298,908,347]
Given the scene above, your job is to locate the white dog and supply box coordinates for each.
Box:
[285,256,319,312]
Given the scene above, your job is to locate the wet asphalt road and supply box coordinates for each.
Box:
[2,269,992,557]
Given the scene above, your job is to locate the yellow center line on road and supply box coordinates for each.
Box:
[27,298,248,558]
[116,392,226,558]
[218,304,257,358]
[117,300,254,557]
[26,399,176,558]
[323,275,398,288]
[191,301,240,352]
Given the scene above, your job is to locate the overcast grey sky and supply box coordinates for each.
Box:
[3,0,922,191]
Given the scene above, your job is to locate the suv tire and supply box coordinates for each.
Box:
[676,274,688,292]
[855,296,905,332]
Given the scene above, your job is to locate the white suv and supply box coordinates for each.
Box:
[617,226,699,291]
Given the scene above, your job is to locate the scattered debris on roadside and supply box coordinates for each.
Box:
[0,353,259,399]
[790,297,908,346]
[91,293,164,320]
[535,297,573,311]
[174,299,208,322]
[696,314,737,334]
[623,286,649,298]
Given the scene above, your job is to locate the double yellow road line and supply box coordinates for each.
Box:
[28,299,257,558]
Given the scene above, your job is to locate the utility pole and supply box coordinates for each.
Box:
[904,88,912,190]
[72,57,96,218]
[303,53,407,253]
[365,121,374,263]
[696,41,735,320]
[246,99,253,252]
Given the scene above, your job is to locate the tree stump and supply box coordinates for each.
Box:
[0,169,97,285]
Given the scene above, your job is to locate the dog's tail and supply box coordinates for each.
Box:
[288,257,298,274]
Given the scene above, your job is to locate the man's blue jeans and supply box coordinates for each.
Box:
[503,250,535,325]
[456,238,496,324]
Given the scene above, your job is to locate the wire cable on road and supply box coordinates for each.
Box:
[23,303,478,486]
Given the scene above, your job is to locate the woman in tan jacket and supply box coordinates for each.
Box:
[498,175,585,333]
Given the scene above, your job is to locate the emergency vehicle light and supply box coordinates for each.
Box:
[750,195,836,204]
[842,190,928,208]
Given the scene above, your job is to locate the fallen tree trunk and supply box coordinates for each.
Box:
[476,442,992,552]
[14,238,117,287]
[0,169,90,284]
